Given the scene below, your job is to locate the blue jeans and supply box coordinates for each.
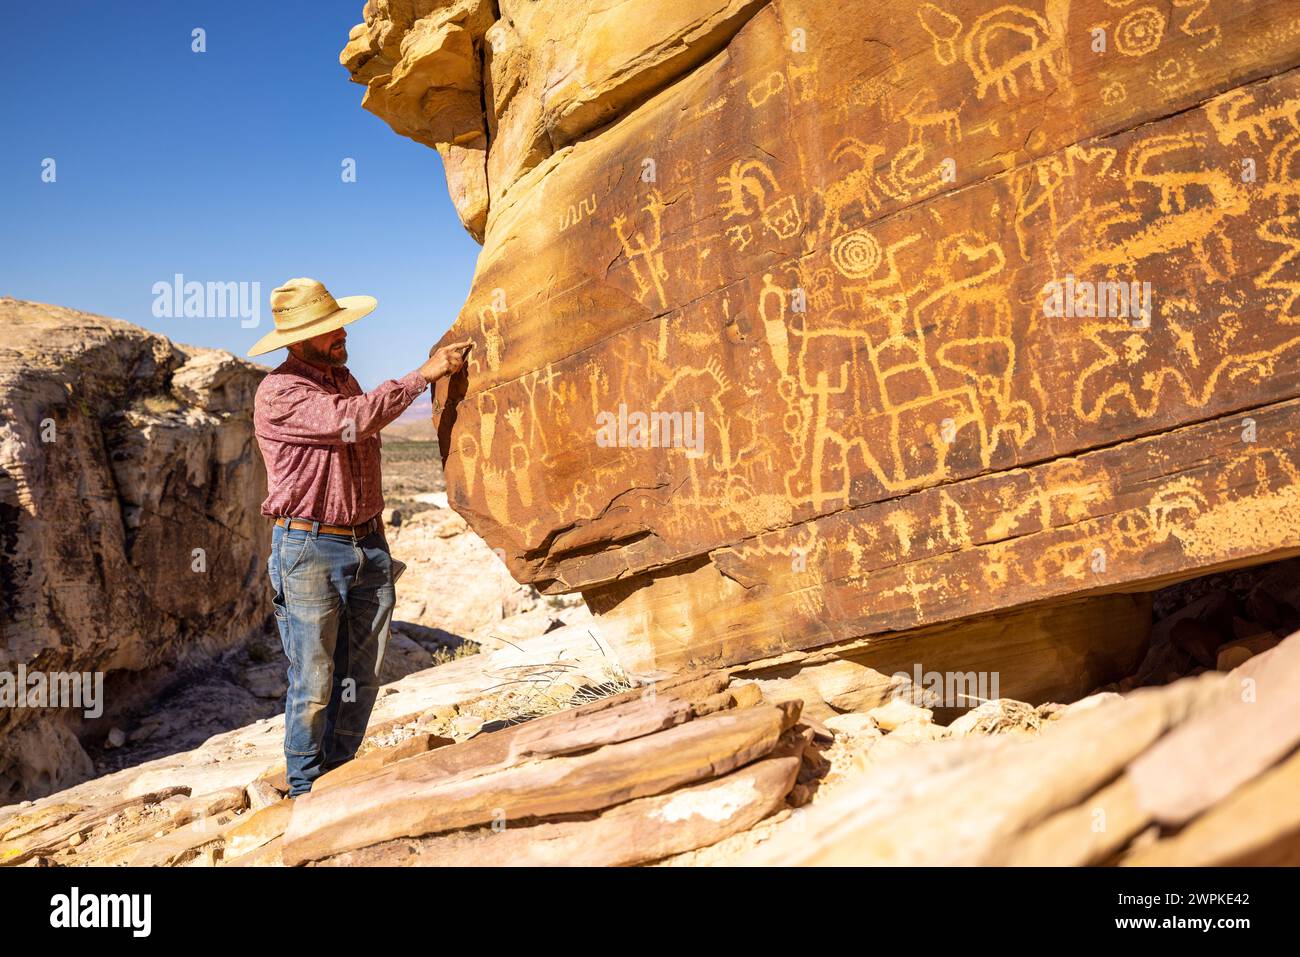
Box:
[267,519,396,796]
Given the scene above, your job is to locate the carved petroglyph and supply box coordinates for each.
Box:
[918,2,963,67]
[1113,6,1166,57]
[559,193,597,231]
[717,157,806,245]
[819,139,889,240]
[1172,0,1220,53]
[408,0,1300,670]
[963,5,1066,102]
[612,190,673,359]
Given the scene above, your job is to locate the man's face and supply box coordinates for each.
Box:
[292,327,347,367]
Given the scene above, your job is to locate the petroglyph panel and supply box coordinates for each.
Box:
[441,66,1300,592]
[590,397,1300,670]
[347,0,1300,669]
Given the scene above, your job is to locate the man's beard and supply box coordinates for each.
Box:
[298,339,348,367]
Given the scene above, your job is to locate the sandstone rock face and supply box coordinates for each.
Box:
[0,299,270,801]
[345,2,1300,673]
[389,504,552,636]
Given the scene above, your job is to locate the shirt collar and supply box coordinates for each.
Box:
[282,351,348,388]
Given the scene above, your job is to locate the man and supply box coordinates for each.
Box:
[248,277,469,797]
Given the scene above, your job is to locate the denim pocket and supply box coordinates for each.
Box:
[279,530,314,577]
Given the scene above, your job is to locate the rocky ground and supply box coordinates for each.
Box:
[71,438,590,787]
[5,430,1298,868]
[3,541,1296,866]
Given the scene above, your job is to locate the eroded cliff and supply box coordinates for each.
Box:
[0,299,270,800]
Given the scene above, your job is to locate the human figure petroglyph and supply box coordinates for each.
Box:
[611,190,672,319]
[456,430,480,499]
[758,273,793,378]
[1011,144,1119,265]
[479,301,504,372]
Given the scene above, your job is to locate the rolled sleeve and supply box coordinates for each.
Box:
[256,370,428,446]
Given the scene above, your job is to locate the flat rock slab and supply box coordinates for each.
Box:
[283,699,800,865]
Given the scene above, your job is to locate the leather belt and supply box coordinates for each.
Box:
[275,515,382,538]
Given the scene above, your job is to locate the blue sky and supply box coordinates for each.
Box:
[0,0,481,388]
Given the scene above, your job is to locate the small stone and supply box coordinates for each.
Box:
[1216,645,1253,671]
[452,713,485,738]
[105,727,126,749]
[171,787,248,826]
[788,782,814,807]
[67,832,84,847]
[127,726,156,744]
[824,713,880,737]
[245,779,283,812]
[865,698,933,732]
[1215,634,1279,672]
[948,698,1041,737]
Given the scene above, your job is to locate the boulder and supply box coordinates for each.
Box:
[0,299,268,801]
[340,0,1300,680]
[865,699,933,733]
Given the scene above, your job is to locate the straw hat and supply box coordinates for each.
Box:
[246,277,377,357]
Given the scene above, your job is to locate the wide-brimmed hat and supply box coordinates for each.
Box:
[246,277,377,357]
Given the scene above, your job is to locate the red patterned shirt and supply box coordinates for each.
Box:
[253,353,427,526]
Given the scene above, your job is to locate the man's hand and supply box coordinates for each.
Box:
[419,340,472,383]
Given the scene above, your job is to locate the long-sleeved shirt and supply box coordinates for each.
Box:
[253,352,427,526]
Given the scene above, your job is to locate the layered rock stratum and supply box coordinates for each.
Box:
[343,0,1300,675]
[0,299,270,801]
